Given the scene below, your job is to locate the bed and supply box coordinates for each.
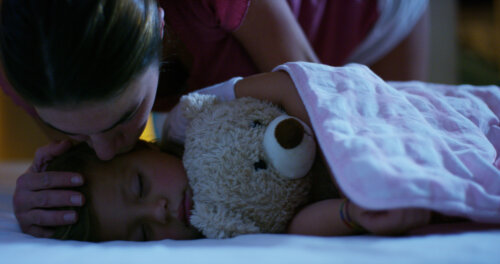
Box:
[1,161,500,264]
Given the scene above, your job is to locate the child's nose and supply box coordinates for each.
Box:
[149,198,169,224]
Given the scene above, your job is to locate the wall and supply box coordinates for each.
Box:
[0,90,49,160]
[429,0,458,84]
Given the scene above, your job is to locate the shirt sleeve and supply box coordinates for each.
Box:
[160,77,242,144]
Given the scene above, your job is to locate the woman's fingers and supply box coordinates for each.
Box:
[22,209,78,227]
[12,142,83,237]
[32,140,74,172]
[17,209,78,238]
[23,225,56,238]
[16,171,83,191]
[16,209,77,237]
[14,188,84,212]
[13,164,84,237]
[32,189,84,209]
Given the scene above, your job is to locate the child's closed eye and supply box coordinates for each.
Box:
[141,223,149,241]
[136,174,144,198]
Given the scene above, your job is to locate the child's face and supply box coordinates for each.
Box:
[87,147,202,241]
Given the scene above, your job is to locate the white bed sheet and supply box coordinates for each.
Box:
[1,161,499,264]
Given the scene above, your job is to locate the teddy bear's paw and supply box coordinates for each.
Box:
[180,93,218,121]
[183,96,312,238]
[190,205,260,239]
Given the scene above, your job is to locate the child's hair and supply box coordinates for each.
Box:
[46,143,101,242]
[0,0,162,107]
[47,139,183,241]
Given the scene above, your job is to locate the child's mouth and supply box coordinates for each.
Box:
[178,187,194,225]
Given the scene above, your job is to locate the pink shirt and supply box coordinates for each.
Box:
[1,0,378,115]
[157,0,378,110]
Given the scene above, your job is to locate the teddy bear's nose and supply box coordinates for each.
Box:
[275,118,304,149]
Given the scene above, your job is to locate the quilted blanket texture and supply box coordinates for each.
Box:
[274,62,500,223]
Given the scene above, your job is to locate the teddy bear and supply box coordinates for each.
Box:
[179,93,316,239]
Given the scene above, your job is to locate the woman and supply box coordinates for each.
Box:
[0,0,428,237]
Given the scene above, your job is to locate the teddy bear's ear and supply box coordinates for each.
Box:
[179,93,219,121]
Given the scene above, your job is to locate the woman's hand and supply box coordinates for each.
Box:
[349,202,432,235]
[13,140,84,238]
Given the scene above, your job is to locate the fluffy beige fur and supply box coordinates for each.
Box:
[181,93,312,238]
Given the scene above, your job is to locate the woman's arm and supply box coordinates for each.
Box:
[234,71,310,127]
[370,7,430,81]
[232,0,319,72]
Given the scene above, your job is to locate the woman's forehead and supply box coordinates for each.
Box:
[35,67,158,135]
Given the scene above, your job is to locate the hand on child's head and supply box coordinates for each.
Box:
[50,141,202,242]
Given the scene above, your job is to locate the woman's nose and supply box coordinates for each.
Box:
[89,134,117,160]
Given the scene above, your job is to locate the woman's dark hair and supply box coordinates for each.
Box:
[0,0,162,107]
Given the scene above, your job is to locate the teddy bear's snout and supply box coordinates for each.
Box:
[263,115,316,179]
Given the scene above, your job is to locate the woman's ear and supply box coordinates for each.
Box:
[158,7,165,39]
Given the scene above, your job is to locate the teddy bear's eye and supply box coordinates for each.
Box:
[251,120,262,128]
[253,159,267,171]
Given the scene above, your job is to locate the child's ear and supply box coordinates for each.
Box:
[179,93,218,121]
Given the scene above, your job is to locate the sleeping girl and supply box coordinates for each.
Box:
[47,141,202,241]
[46,140,433,241]
[44,62,500,241]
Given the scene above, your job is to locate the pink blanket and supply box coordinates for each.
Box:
[275,62,500,223]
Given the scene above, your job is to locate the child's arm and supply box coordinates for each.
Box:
[287,199,358,236]
[288,199,432,236]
